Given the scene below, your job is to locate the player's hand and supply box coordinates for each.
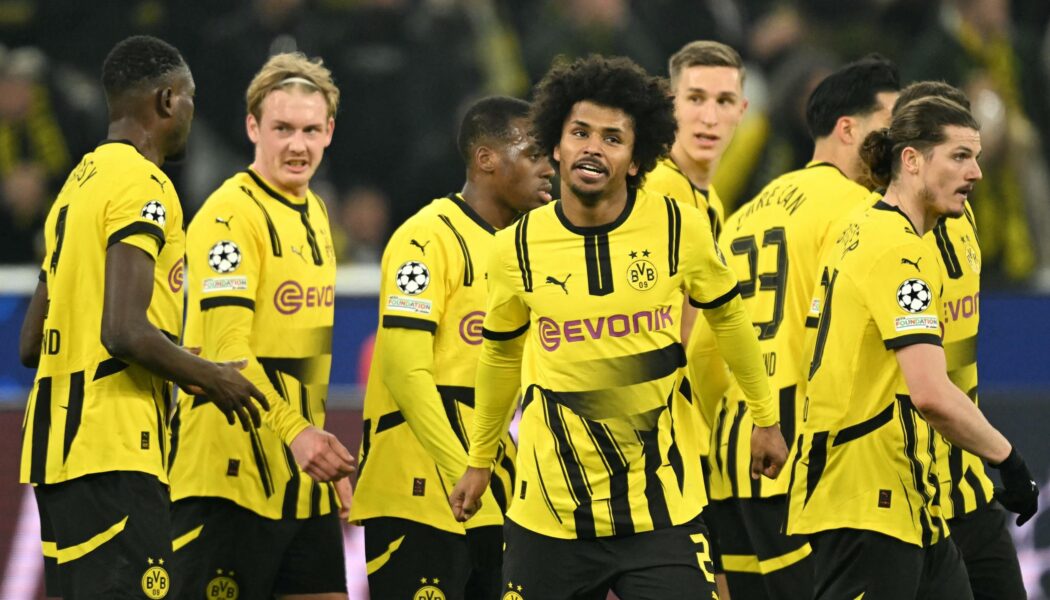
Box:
[991,447,1038,526]
[198,359,270,430]
[750,423,788,480]
[449,467,490,522]
[290,426,357,482]
[334,476,354,521]
[176,346,206,396]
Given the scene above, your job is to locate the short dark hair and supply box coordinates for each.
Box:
[893,81,970,116]
[530,55,676,189]
[860,96,979,188]
[102,35,186,99]
[457,96,531,164]
[805,55,900,139]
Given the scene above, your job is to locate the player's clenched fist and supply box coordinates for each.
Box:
[449,467,490,522]
[290,426,357,482]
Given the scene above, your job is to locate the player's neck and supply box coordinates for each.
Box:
[669,143,714,190]
[249,162,308,200]
[882,184,934,236]
[460,181,517,230]
[107,119,164,167]
[560,184,628,228]
[810,141,859,183]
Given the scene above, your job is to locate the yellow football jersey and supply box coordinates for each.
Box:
[169,168,338,520]
[928,202,994,519]
[787,200,949,547]
[480,187,740,539]
[709,163,873,500]
[644,156,725,238]
[350,194,517,534]
[21,140,185,485]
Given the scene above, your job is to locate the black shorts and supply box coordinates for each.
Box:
[170,497,346,598]
[810,528,972,600]
[704,496,813,600]
[949,502,1026,600]
[363,517,503,600]
[502,518,717,600]
[34,471,173,599]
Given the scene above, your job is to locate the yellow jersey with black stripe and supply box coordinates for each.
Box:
[927,202,994,520]
[709,163,872,501]
[644,156,725,238]
[482,187,740,539]
[20,140,185,485]
[170,168,338,520]
[350,194,517,535]
[787,200,948,547]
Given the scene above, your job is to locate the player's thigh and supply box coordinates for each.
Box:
[948,503,1025,600]
[610,519,718,600]
[171,497,291,600]
[502,519,608,600]
[738,497,814,600]
[917,537,974,600]
[39,472,172,600]
[466,524,504,600]
[364,517,471,600]
[810,528,923,600]
[274,512,347,597]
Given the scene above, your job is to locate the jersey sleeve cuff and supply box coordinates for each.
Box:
[481,322,529,341]
[689,284,740,310]
[201,297,256,311]
[884,333,942,350]
[467,454,496,469]
[747,395,778,427]
[107,221,166,252]
[381,315,438,333]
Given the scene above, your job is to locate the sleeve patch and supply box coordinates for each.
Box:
[202,276,249,293]
[386,294,433,315]
[896,279,932,313]
[395,261,430,295]
[208,240,242,273]
[140,200,167,226]
[894,315,939,332]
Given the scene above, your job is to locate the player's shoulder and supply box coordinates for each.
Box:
[850,202,935,268]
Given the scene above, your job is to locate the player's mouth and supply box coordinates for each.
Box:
[954,184,973,201]
[537,182,553,203]
[572,159,607,184]
[693,133,720,149]
[285,158,310,174]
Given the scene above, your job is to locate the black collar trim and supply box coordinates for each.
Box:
[447,193,497,235]
[244,169,308,213]
[873,200,921,236]
[554,187,636,236]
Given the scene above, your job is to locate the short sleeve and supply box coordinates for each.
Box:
[682,208,740,309]
[104,173,173,259]
[186,195,262,311]
[481,231,530,340]
[864,243,943,349]
[378,219,451,333]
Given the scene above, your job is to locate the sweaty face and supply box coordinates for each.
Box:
[851,91,897,188]
[166,67,195,161]
[494,118,555,213]
[671,65,747,167]
[247,87,334,197]
[917,125,982,218]
[552,101,638,204]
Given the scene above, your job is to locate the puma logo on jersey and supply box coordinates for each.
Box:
[545,274,571,294]
[215,215,234,230]
[410,239,430,255]
[149,174,167,192]
[290,245,307,263]
[901,257,922,272]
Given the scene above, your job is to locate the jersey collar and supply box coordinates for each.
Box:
[244,168,309,213]
[664,156,709,198]
[447,193,497,235]
[873,199,921,237]
[805,161,848,179]
[554,187,636,236]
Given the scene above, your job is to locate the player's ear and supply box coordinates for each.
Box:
[157,86,174,118]
[835,116,855,145]
[323,117,335,147]
[901,145,922,175]
[246,113,259,144]
[628,159,639,177]
[475,145,498,174]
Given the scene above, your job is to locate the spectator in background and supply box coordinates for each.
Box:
[336,184,391,264]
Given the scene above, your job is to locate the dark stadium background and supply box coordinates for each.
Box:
[1,0,1049,597]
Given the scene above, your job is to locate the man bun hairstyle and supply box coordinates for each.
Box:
[860,96,979,188]
[246,52,340,121]
[805,54,900,139]
[530,54,676,189]
[457,96,531,164]
[102,35,186,100]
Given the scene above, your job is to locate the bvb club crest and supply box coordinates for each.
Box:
[627,249,657,291]
[206,569,239,599]
[414,578,445,600]
[503,581,525,600]
[141,558,170,598]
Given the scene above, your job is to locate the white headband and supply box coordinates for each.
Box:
[277,76,319,89]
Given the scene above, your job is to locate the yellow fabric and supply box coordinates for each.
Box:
[21,141,184,486]
[365,535,406,575]
[702,295,775,427]
[926,202,994,519]
[170,168,336,520]
[350,195,516,534]
[787,202,948,547]
[709,163,874,500]
[49,516,129,564]
[171,524,203,552]
[721,543,812,575]
[470,188,768,539]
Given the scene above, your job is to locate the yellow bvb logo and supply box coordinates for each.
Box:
[206,571,239,599]
[414,585,446,600]
[627,258,658,291]
[140,561,170,598]
[502,593,525,600]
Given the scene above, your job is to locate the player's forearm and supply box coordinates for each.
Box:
[381,329,469,480]
[685,320,730,425]
[19,280,48,368]
[912,378,1011,463]
[468,336,524,468]
[701,296,776,427]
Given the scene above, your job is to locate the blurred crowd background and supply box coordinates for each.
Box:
[2,0,1050,288]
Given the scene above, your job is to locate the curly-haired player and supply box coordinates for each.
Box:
[449,54,786,600]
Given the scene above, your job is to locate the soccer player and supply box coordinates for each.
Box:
[168,53,356,599]
[894,81,1026,600]
[351,96,554,600]
[18,35,269,599]
[704,56,899,599]
[449,55,787,600]
[786,96,1038,598]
